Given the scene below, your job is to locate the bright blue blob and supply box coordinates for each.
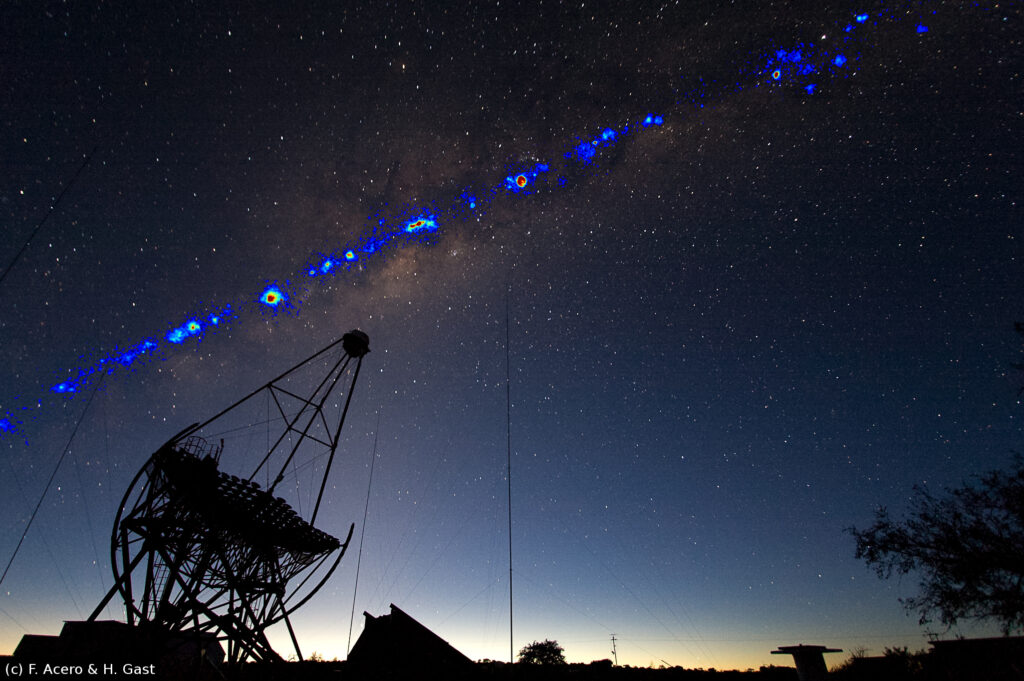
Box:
[833,54,848,67]
[362,237,384,254]
[167,328,188,344]
[320,259,334,273]
[601,128,616,141]
[0,418,14,433]
[404,216,439,233]
[855,13,868,23]
[51,382,76,394]
[654,115,663,125]
[455,190,479,211]
[260,286,285,307]
[574,142,597,162]
[345,250,357,261]
[506,174,528,191]
[771,69,782,80]
[916,24,929,33]
[804,84,817,94]
[503,162,549,193]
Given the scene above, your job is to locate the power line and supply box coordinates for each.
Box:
[0,374,104,589]
[0,147,95,289]
[348,410,382,655]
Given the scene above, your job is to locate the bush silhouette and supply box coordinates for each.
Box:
[518,639,566,665]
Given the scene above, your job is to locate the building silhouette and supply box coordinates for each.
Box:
[348,603,474,678]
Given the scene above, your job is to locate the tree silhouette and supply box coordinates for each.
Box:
[850,458,1024,633]
[518,639,567,665]
[851,323,1024,634]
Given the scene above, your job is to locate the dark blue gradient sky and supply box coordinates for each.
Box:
[1,0,1021,669]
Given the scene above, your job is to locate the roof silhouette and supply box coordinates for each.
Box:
[348,603,473,673]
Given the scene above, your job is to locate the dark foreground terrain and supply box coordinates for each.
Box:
[6,656,1023,681]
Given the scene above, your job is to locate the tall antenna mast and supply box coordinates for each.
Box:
[611,634,618,666]
[505,284,514,664]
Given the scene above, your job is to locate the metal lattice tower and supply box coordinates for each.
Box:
[90,330,370,664]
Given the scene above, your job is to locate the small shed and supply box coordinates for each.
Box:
[348,603,473,676]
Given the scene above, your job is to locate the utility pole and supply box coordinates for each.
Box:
[610,634,618,666]
[506,286,514,665]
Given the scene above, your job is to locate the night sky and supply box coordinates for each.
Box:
[1,0,1021,670]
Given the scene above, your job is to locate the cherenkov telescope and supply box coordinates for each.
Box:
[85,330,370,664]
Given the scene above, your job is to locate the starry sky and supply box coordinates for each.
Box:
[1,0,1021,671]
